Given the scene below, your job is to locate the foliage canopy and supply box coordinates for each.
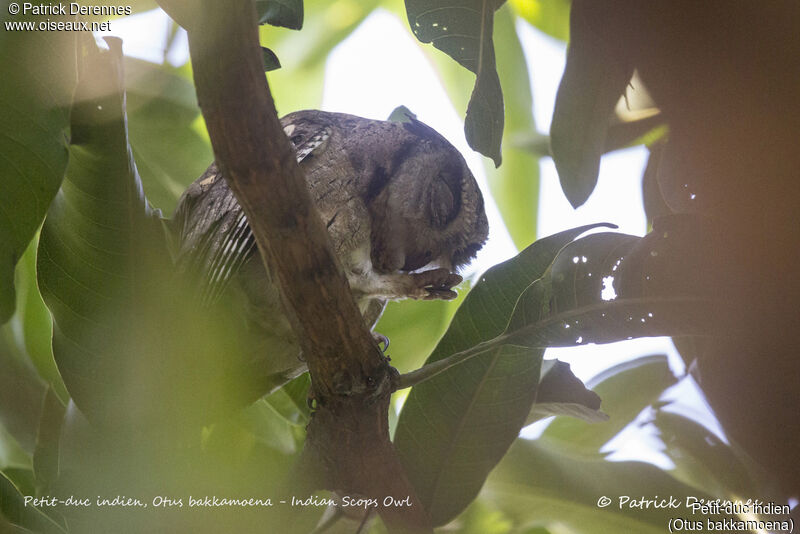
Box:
[2,1,797,532]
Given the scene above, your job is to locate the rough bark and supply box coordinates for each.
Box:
[164,0,432,531]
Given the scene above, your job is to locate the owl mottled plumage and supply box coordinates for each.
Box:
[171,110,488,390]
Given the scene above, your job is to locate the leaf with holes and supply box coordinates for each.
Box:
[502,226,718,349]
[405,0,505,164]
[395,223,612,526]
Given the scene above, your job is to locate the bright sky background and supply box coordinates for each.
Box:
[97,7,724,468]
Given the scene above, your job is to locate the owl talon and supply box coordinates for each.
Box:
[411,268,462,300]
[372,332,390,353]
[424,288,458,300]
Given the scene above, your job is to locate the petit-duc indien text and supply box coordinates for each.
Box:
[23,495,145,507]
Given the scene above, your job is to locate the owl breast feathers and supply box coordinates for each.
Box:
[172,110,488,313]
[170,110,488,389]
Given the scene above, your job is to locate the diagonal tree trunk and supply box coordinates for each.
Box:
[163,1,432,531]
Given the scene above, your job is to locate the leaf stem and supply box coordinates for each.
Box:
[395,334,514,390]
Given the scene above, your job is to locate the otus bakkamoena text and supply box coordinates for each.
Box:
[171,110,488,391]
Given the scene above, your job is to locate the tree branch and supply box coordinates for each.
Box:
[167,1,431,531]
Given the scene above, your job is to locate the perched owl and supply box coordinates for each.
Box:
[170,110,489,392]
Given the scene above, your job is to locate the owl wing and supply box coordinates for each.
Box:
[171,122,332,304]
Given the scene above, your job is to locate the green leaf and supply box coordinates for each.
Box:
[400,217,720,391]
[527,359,604,425]
[11,236,68,402]
[387,105,418,123]
[0,422,32,474]
[464,39,504,166]
[0,17,77,323]
[502,229,716,349]
[261,46,282,71]
[484,437,726,534]
[408,226,713,384]
[264,373,311,426]
[550,0,634,207]
[0,328,45,452]
[509,0,571,42]
[450,498,516,534]
[37,41,261,428]
[405,0,505,164]
[239,399,298,455]
[395,223,611,526]
[653,410,757,498]
[33,388,66,495]
[0,471,66,534]
[36,39,162,425]
[543,355,676,455]
[256,0,304,29]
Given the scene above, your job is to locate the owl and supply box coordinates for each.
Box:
[170,110,489,392]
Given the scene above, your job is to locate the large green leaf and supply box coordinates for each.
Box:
[0,14,77,323]
[395,223,610,526]
[483,437,729,534]
[502,229,716,349]
[395,216,721,524]
[38,41,278,429]
[408,7,537,246]
[0,471,66,534]
[0,330,45,452]
[550,0,634,207]
[37,39,162,426]
[419,221,717,385]
[405,0,505,165]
